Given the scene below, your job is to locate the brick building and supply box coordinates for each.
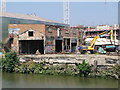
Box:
[8,24,83,54]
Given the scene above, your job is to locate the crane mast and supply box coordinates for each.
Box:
[63,0,70,25]
[1,0,6,12]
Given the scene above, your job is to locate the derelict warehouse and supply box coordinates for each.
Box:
[1,12,82,54]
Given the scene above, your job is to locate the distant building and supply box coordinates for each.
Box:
[84,24,120,46]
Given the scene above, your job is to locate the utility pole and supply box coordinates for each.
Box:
[1,0,6,12]
[63,0,70,25]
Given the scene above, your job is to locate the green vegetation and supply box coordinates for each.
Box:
[2,52,20,72]
[14,62,77,76]
[112,64,120,79]
[0,41,4,52]
[15,61,48,74]
[88,64,120,79]
[112,64,120,74]
[0,57,2,70]
[1,52,119,79]
[76,60,91,77]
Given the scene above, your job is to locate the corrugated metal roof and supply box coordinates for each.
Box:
[0,12,68,26]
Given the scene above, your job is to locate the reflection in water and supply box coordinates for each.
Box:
[2,72,118,88]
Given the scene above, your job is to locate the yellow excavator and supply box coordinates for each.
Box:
[78,30,114,54]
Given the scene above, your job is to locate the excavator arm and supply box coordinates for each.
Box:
[81,30,113,50]
[88,31,108,50]
[79,30,114,54]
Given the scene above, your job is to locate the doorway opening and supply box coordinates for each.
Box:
[19,40,44,54]
[71,43,77,52]
[55,40,62,53]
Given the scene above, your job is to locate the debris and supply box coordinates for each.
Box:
[35,50,41,55]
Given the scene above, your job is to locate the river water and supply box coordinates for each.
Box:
[2,72,118,88]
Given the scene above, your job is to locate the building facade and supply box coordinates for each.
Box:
[8,24,83,54]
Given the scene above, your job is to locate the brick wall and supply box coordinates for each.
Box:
[45,26,57,37]
[61,27,81,38]
[8,24,46,35]
[61,28,71,37]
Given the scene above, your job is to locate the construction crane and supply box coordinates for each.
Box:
[78,30,114,54]
[63,0,70,25]
[1,0,6,12]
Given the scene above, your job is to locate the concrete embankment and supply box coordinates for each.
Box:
[19,54,120,79]
[19,54,119,66]
[1,53,119,79]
